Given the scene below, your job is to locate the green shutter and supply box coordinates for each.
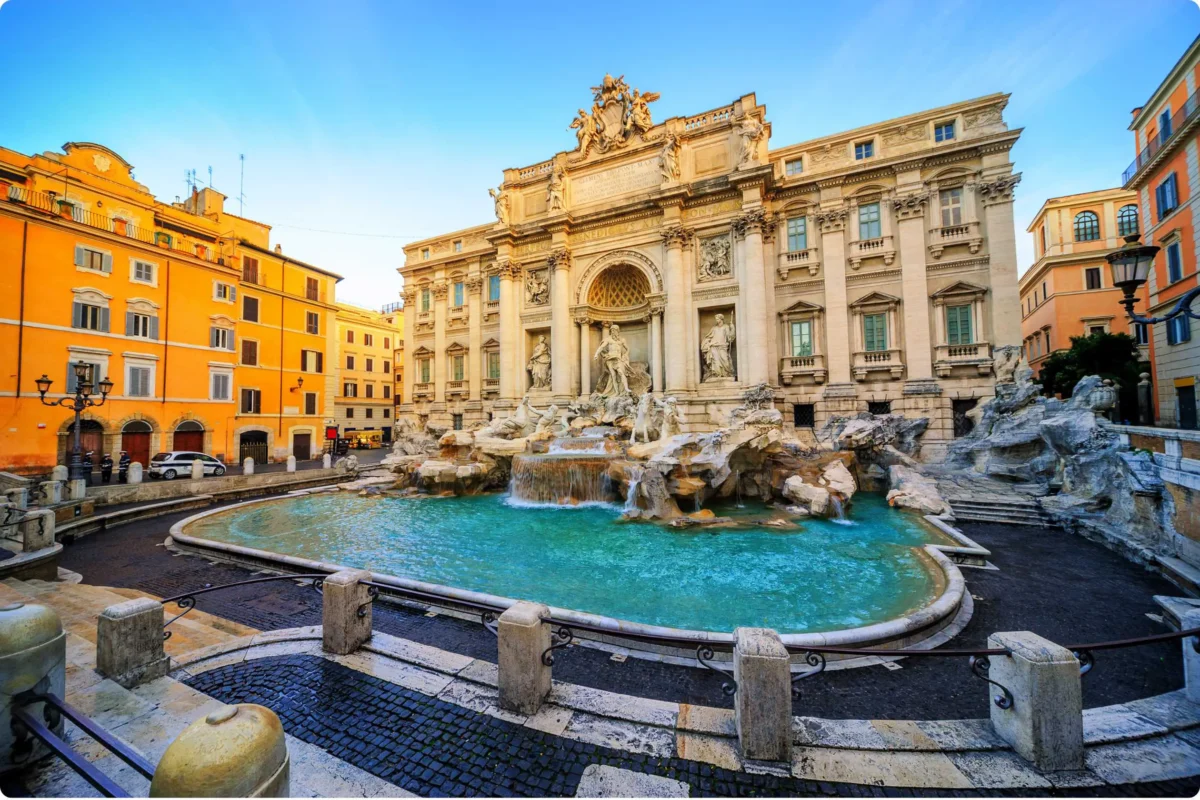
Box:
[864,314,887,352]
[947,305,973,345]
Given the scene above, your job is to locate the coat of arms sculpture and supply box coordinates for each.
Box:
[569,74,660,158]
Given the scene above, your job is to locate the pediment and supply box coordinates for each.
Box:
[931,280,988,298]
[783,298,824,313]
[481,338,500,349]
[445,341,468,354]
[60,142,139,187]
[848,291,900,308]
[411,345,434,356]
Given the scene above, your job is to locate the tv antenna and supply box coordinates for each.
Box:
[238,154,246,215]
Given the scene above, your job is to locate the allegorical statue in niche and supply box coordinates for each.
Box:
[659,133,680,183]
[547,168,565,213]
[488,186,510,225]
[698,235,731,281]
[592,324,632,397]
[702,313,736,381]
[525,269,548,306]
[527,335,552,389]
[737,116,765,167]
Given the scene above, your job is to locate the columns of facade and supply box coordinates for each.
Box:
[736,210,770,386]
[894,193,935,383]
[760,221,779,379]
[650,308,664,393]
[466,274,483,401]
[933,298,947,345]
[816,210,852,385]
[963,180,979,225]
[549,250,573,399]
[498,260,519,401]
[577,315,592,396]
[432,280,448,404]
[661,226,692,394]
[979,175,1022,347]
[401,288,416,409]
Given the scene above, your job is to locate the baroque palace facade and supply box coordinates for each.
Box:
[0,142,342,474]
[399,78,1023,448]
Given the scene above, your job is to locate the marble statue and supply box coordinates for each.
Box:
[570,109,598,156]
[737,116,765,167]
[535,403,560,433]
[701,314,736,381]
[525,269,549,306]
[527,335,552,389]
[631,392,654,444]
[488,186,510,225]
[657,397,681,442]
[592,324,632,397]
[659,134,680,182]
[547,168,565,213]
[698,235,731,280]
[629,88,659,135]
[570,75,659,156]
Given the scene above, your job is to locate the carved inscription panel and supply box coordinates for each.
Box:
[571,158,661,205]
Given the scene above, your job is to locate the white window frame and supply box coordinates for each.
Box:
[125,360,156,399]
[212,327,233,351]
[209,368,233,401]
[213,281,236,303]
[129,258,158,287]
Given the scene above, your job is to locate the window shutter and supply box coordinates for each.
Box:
[72,302,83,329]
[101,253,113,273]
[210,328,218,348]
[125,311,134,336]
[226,334,236,352]
[149,317,159,340]
[74,245,85,267]
[316,352,324,373]
[98,307,110,332]
[66,362,77,393]
[230,286,237,302]
[865,316,877,351]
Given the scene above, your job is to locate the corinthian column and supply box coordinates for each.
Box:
[548,249,573,399]
[497,260,519,401]
[650,306,664,393]
[661,226,692,394]
[979,174,1023,347]
[432,281,448,404]
[893,192,934,384]
[466,274,483,401]
[817,209,852,385]
[735,210,770,385]
[576,313,592,396]
[401,287,416,411]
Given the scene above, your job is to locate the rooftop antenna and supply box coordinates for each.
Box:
[185,169,196,197]
[238,154,245,215]
[207,165,213,190]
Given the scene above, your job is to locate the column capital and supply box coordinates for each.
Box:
[465,275,484,294]
[547,248,572,271]
[660,225,694,248]
[733,208,768,239]
[892,192,930,221]
[401,287,418,304]
[430,281,449,299]
[978,173,1022,206]
[814,208,848,233]
[496,259,520,280]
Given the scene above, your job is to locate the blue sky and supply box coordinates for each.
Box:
[1,0,1197,307]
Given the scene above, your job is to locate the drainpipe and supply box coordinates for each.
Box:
[162,259,171,408]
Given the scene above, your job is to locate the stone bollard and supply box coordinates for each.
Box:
[150,703,289,797]
[191,460,204,480]
[321,570,373,655]
[128,462,143,484]
[243,457,255,475]
[0,602,66,772]
[96,598,170,688]
[986,631,1083,771]
[19,510,55,552]
[38,481,61,506]
[732,627,792,762]
[67,478,86,501]
[323,453,332,469]
[6,488,28,509]
[1182,609,1200,704]
[498,601,552,715]
[51,465,68,483]
[286,455,297,473]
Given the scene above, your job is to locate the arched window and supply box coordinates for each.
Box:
[1117,204,1139,237]
[1073,211,1100,242]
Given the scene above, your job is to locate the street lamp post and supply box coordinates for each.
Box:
[1107,234,1200,327]
[35,361,114,483]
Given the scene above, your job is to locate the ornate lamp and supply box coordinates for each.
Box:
[36,360,113,483]
[1106,235,1160,319]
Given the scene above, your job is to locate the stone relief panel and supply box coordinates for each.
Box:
[525,268,549,307]
[697,234,732,282]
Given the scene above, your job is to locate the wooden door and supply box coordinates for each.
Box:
[293,433,312,460]
[122,432,150,467]
[173,430,204,452]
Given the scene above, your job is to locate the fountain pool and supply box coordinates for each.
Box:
[175,492,962,636]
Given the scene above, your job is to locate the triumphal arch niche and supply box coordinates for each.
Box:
[399,73,1022,445]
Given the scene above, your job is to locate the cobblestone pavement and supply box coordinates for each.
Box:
[185,654,1200,798]
[61,504,1185,719]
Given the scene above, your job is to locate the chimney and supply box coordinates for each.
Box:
[1131,106,1144,123]
[274,244,282,254]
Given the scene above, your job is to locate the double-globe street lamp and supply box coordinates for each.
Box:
[35,361,113,483]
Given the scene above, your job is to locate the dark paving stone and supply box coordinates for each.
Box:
[60,500,1186,719]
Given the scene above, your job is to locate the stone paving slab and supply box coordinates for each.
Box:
[1085,735,1200,784]
[791,746,974,788]
[574,764,689,797]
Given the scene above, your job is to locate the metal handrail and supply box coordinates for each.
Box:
[159,573,328,639]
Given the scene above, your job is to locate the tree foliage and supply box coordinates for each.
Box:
[1038,331,1145,410]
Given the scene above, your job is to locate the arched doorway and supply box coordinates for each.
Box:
[173,420,205,452]
[121,420,153,467]
[239,431,268,464]
[65,420,105,466]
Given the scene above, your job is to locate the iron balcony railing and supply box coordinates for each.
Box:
[1123,89,1200,185]
[380,301,404,314]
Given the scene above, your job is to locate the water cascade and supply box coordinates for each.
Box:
[548,437,617,455]
[623,465,645,513]
[829,495,850,524]
[509,454,616,505]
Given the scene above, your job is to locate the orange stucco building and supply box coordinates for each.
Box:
[1019,188,1151,380]
[1123,34,1200,429]
[0,142,341,475]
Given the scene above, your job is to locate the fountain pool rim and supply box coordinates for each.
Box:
[167,489,979,655]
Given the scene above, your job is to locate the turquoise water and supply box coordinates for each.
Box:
[184,492,951,634]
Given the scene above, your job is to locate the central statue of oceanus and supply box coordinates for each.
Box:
[592,324,632,397]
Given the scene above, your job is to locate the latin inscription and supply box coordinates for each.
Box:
[571,158,660,205]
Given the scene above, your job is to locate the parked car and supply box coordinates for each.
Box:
[148,452,226,480]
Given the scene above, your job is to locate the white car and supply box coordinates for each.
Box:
[149,452,227,480]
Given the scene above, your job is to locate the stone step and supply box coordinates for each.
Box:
[950,512,1050,527]
[947,497,1043,510]
[951,509,1046,522]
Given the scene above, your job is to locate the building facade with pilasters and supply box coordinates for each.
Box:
[398,81,1023,451]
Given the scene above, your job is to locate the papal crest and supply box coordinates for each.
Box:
[569,74,659,158]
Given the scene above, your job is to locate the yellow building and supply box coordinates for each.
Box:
[334,303,404,446]
[0,142,340,474]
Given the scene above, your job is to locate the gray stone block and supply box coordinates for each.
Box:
[498,601,551,715]
[20,510,54,552]
[96,597,169,688]
[733,627,791,762]
[987,631,1083,771]
[321,570,373,655]
[1182,609,1200,704]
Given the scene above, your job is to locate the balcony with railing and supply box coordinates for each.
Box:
[848,236,895,269]
[779,354,827,385]
[413,382,434,400]
[934,341,993,377]
[1123,89,1200,185]
[0,184,223,264]
[446,380,468,397]
[928,221,983,259]
[483,377,500,396]
[776,248,821,280]
[852,348,904,381]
